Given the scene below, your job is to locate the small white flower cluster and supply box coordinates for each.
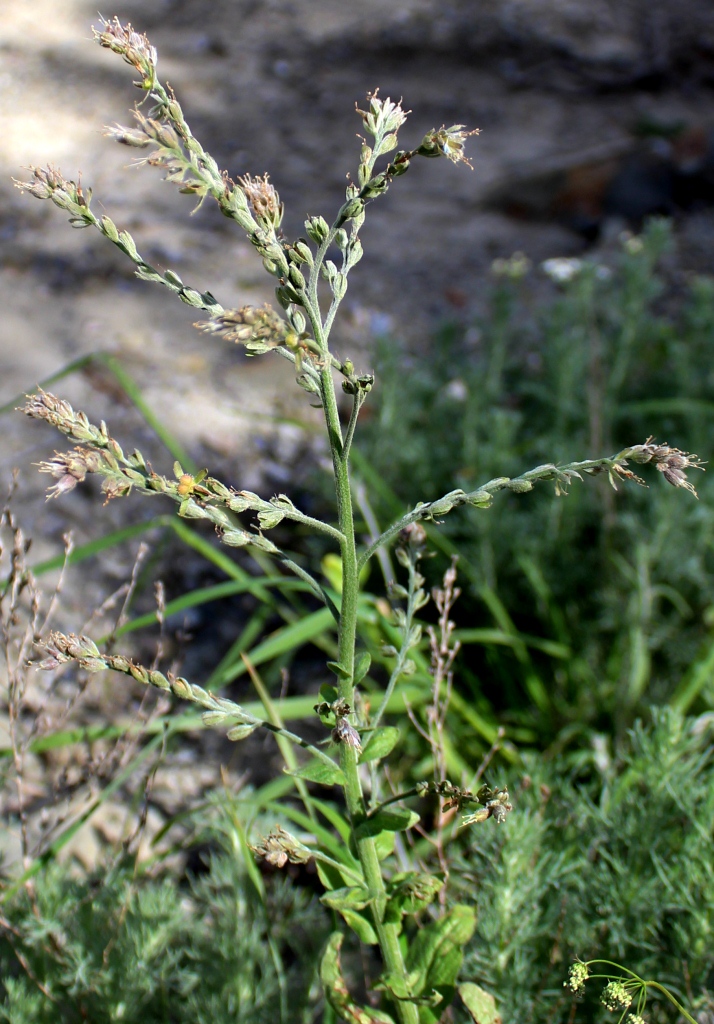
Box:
[542,257,583,283]
[564,961,589,994]
[601,980,633,1011]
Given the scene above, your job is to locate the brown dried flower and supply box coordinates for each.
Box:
[332,716,362,751]
[417,125,480,168]
[93,17,157,87]
[238,173,284,230]
[619,438,705,496]
[251,826,313,869]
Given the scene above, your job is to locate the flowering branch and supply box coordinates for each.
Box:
[36,633,340,769]
[565,959,698,1024]
[358,440,704,570]
[22,390,337,612]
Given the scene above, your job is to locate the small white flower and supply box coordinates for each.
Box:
[445,379,468,402]
[542,257,583,283]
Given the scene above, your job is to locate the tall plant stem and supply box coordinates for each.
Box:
[319,361,419,1024]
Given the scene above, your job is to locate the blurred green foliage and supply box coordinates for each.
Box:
[360,220,714,752]
[456,709,714,1023]
[3,711,712,1023]
[0,822,330,1023]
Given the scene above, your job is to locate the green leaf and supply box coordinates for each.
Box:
[426,945,462,988]
[384,873,444,922]
[354,650,372,684]
[327,660,351,679]
[459,983,502,1024]
[359,726,400,763]
[322,552,344,593]
[308,796,352,843]
[216,607,337,686]
[405,904,477,1001]
[289,758,345,787]
[341,908,379,945]
[377,974,443,1007]
[319,683,339,704]
[316,860,350,893]
[355,808,420,840]
[374,830,396,861]
[320,933,395,1023]
[320,886,372,912]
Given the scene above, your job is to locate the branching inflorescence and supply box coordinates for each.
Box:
[15,16,703,1024]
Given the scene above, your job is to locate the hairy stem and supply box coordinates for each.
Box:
[320,357,419,1024]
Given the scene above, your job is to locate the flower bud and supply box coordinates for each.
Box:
[288,264,306,291]
[305,215,329,244]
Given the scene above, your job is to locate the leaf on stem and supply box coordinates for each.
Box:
[354,807,420,839]
[459,983,502,1024]
[359,726,400,763]
[404,905,477,1021]
[289,758,345,787]
[320,933,396,1024]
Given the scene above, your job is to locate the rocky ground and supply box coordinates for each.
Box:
[2,0,714,870]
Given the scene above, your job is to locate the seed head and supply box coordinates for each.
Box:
[565,961,590,995]
[619,438,705,497]
[238,173,283,230]
[93,17,157,88]
[36,631,107,673]
[103,122,151,148]
[251,826,313,869]
[417,125,480,168]
[601,981,633,1011]
[36,449,97,499]
[356,90,409,137]
[197,304,292,355]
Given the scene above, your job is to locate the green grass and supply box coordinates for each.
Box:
[359,219,714,754]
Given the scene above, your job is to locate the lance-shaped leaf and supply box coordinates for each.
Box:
[404,904,477,1022]
[341,909,379,945]
[320,933,396,1024]
[359,726,400,763]
[321,886,378,944]
[320,885,372,912]
[459,983,502,1024]
[289,758,345,787]
[354,807,420,841]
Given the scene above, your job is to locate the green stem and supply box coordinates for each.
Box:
[646,981,698,1024]
[367,788,420,817]
[342,391,364,466]
[301,193,419,1022]
[370,553,418,733]
[320,358,419,1024]
[357,454,638,570]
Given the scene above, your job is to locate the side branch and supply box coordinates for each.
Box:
[13,168,224,315]
[358,441,704,570]
[23,391,337,615]
[37,633,340,770]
